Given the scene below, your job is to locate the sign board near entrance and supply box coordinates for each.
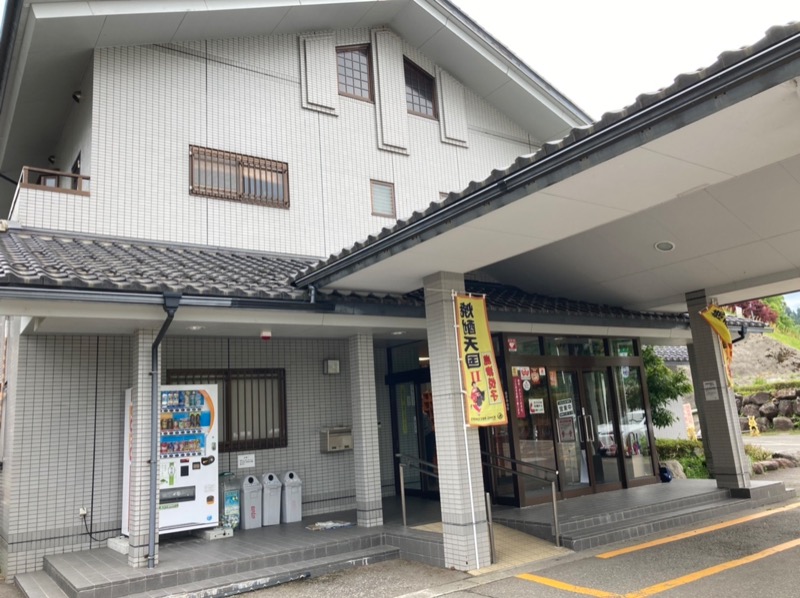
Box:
[557,398,574,417]
[453,294,508,427]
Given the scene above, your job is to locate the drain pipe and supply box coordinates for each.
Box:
[148,292,182,569]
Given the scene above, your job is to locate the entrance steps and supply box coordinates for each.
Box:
[14,531,404,598]
[494,481,796,552]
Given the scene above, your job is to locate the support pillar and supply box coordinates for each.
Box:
[349,334,383,527]
[685,290,750,491]
[128,329,160,567]
[424,272,490,571]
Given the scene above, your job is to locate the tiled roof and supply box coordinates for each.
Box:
[296,21,800,284]
[0,227,315,300]
[323,281,689,324]
[0,227,691,326]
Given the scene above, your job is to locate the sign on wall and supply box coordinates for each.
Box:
[454,294,508,427]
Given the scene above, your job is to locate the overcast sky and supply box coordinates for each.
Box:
[452,0,799,120]
[452,1,800,306]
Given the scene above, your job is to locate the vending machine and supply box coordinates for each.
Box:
[123,385,219,535]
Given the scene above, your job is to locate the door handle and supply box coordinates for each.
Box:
[584,415,595,443]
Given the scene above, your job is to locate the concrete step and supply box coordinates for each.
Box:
[556,489,730,533]
[561,486,796,551]
[128,546,400,598]
[15,571,68,598]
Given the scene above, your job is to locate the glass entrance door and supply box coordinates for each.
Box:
[393,381,438,498]
[582,370,623,490]
[551,371,591,495]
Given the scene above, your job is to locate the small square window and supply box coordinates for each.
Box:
[371,180,395,218]
[337,45,372,101]
[404,59,436,119]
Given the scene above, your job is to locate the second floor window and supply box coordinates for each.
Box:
[337,45,372,101]
[404,59,436,119]
[190,145,289,208]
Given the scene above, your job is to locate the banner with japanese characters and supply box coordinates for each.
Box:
[454,294,508,427]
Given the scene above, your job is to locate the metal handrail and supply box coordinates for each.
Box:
[395,453,438,528]
[480,450,558,482]
[481,451,561,547]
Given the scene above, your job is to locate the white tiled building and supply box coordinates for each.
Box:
[0,0,791,586]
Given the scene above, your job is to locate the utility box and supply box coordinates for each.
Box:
[219,473,240,530]
[281,471,302,523]
[261,472,282,526]
[240,475,262,530]
[319,427,352,453]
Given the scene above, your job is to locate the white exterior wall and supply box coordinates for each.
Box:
[53,63,94,178]
[1,332,131,576]
[14,29,535,256]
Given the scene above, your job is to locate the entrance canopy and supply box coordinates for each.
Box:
[296,23,800,313]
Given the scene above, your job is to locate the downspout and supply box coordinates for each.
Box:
[149,292,181,569]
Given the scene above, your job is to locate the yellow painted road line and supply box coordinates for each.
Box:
[597,501,800,559]
[625,537,800,598]
[516,573,620,597]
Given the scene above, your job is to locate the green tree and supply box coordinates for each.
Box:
[642,346,693,428]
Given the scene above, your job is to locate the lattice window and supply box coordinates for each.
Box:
[337,45,372,101]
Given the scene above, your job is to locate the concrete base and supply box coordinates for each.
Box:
[107,536,129,555]
[730,480,790,500]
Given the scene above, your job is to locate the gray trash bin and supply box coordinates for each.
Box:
[281,471,302,523]
[261,472,282,526]
[240,475,262,530]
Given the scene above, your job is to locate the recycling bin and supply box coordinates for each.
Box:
[240,475,263,530]
[281,471,302,523]
[219,473,240,529]
[261,472,282,526]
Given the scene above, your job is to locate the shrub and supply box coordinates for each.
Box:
[655,438,704,460]
[744,444,772,462]
[680,456,709,479]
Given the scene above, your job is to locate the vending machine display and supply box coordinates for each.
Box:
[122,385,219,536]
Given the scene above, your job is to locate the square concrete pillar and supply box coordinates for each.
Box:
[128,329,160,567]
[349,334,383,527]
[686,342,715,475]
[685,290,750,491]
[424,272,491,571]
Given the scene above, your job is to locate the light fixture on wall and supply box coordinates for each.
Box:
[72,90,82,103]
[323,359,340,375]
[47,155,56,165]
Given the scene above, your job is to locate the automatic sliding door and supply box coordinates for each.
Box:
[551,371,590,494]
[582,370,623,489]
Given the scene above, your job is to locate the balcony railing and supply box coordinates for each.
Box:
[19,166,90,195]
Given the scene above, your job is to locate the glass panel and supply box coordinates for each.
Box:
[404,60,436,117]
[545,336,606,357]
[395,382,421,490]
[389,342,428,373]
[514,366,556,500]
[551,371,589,492]
[506,336,541,356]
[420,383,437,493]
[583,371,621,486]
[611,339,636,357]
[613,366,654,478]
[337,46,371,100]
[486,424,515,501]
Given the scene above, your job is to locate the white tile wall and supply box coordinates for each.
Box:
[20,28,535,258]
[2,333,131,577]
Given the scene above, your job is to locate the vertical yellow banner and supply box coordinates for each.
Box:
[699,304,734,387]
[454,294,508,427]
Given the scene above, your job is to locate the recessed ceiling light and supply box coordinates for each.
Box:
[654,241,676,252]
[391,331,406,336]
[187,325,205,331]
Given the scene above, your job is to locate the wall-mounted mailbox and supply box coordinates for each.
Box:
[320,427,353,453]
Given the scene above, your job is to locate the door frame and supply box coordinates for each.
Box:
[386,368,440,499]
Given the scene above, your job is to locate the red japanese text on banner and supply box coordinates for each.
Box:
[454,294,508,427]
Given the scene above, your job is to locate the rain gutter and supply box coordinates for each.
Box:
[148,293,181,569]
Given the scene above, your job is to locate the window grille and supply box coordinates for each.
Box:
[337,45,372,101]
[190,146,289,208]
[166,368,287,452]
